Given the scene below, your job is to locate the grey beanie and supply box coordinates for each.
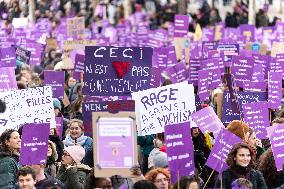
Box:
[153,152,168,168]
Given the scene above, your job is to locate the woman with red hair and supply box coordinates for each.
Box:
[145,168,171,189]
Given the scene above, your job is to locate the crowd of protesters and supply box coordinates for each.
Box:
[0,0,284,189]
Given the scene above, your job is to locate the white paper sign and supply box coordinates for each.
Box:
[12,18,29,28]
[132,82,195,136]
[0,86,55,134]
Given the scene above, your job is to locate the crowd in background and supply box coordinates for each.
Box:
[0,0,284,189]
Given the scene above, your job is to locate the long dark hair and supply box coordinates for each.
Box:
[0,129,19,155]
[226,143,256,168]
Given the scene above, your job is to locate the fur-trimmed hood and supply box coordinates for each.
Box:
[48,140,58,162]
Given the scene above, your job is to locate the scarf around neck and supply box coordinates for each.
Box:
[64,134,87,147]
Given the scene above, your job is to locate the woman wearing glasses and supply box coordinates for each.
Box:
[56,145,92,189]
[145,168,171,189]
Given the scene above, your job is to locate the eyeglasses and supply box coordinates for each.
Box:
[69,127,81,131]
[62,152,71,157]
[154,178,169,183]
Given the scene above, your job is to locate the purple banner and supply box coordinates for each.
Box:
[82,100,135,136]
[268,71,282,110]
[20,123,50,165]
[0,67,17,92]
[174,15,189,37]
[267,123,284,171]
[191,106,223,137]
[243,102,270,139]
[44,71,65,99]
[206,128,242,172]
[0,47,16,68]
[83,47,153,96]
[165,122,195,183]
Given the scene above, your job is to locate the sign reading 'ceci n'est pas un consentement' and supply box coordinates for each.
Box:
[84,46,153,96]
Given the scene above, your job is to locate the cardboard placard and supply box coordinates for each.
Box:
[92,111,138,177]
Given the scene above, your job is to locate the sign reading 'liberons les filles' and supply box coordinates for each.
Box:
[83,46,153,96]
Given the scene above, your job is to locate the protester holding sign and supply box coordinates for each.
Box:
[215,143,267,189]
[0,129,21,189]
[63,119,93,167]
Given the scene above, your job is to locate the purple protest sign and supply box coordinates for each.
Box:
[44,71,65,99]
[268,71,282,110]
[253,54,270,81]
[202,41,218,58]
[206,128,242,172]
[201,58,222,88]
[0,47,16,68]
[231,56,254,88]
[243,102,269,139]
[222,91,268,125]
[74,53,85,73]
[166,63,188,84]
[191,106,224,137]
[150,67,162,88]
[189,59,201,86]
[167,46,177,67]
[252,64,264,82]
[20,123,50,165]
[165,122,195,183]
[55,117,63,141]
[96,117,135,168]
[240,24,256,42]
[267,123,284,171]
[198,70,211,101]
[83,47,153,96]
[26,41,44,66]
[202,27,215,41]
[217,44,239,65]
[0,67,17,92]
[224,28,239,40]
[174,15,189,37]
[82,100,135,136]
[153,47,169,68]
[15,46,31,65]
[243,81,267,92]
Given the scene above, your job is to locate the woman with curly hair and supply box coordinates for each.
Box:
[215,143,267,189]
[257,147,284,188]
[145,168,171,189]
